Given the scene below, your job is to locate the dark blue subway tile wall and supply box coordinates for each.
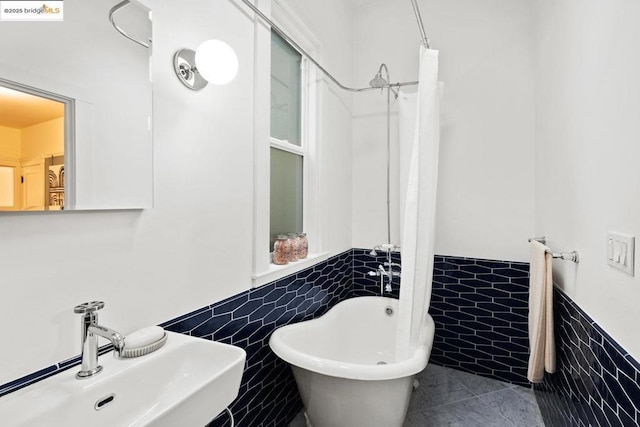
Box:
[429,256,531,386]
[353,250,531,386]
[534,287,640,427]
[352,248,401,298]
[164,250,353,427]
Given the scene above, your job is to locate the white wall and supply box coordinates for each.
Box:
[0,0,353,385]
[352,0,536,262]
[535,0,640,360]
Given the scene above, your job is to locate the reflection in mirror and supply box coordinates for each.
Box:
[0,85,68,211]
[0,0,153,212]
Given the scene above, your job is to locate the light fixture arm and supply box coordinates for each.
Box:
[174,48,209,91]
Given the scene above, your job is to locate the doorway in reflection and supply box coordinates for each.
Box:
[0,85,65,211]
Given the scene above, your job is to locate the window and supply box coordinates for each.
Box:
[270,31,304,249]
[252,8,321,285]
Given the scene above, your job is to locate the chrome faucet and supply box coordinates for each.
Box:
[367,246,402,294]
[377,264,401,281]
[368,266,399,293]
[74,301,125,379]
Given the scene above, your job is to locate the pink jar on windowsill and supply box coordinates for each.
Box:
[297,233,308,259]
[287,233,299,262]
[273,235,291,265]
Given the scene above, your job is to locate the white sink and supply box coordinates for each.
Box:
[0,332,246,427]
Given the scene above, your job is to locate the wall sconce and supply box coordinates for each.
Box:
[173,40,239,91]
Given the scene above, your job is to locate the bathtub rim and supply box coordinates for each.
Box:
[269,296,434,381]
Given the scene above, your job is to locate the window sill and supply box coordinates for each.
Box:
[251,251,332,288]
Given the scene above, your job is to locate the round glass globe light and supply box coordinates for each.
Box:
[195,40,239,85]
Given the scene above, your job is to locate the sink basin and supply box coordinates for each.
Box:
[0,332,246,427]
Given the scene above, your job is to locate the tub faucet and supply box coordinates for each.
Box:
[367,265,400,293]
[367,244,402,294]
[74,301,125,379]
[378,264,390,277]
[379,264,401,279]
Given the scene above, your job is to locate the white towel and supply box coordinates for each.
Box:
[527,241,556,383]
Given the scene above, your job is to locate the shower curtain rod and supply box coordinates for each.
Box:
[109,0,150,48]
[236,0,427,92]
[409,0,430,48]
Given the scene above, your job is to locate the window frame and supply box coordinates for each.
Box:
[252,0,325,286]
[269,31,305,250]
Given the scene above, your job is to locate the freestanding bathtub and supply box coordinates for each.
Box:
[269,296,435,427]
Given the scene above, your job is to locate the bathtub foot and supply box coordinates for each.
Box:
[413,379,420,391]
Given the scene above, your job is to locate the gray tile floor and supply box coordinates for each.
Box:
[289,364,545,427]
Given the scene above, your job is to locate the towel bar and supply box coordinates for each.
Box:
[551,251,579,263]
[528,236,579,263]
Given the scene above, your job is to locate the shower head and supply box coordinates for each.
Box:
[369,72,388,88]
[369,63,390,88]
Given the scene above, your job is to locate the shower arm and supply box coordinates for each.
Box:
[236,0,420,93]
[375,64,399,98]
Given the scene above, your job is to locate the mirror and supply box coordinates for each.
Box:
[0,86,66,211]
[0,0,152,211]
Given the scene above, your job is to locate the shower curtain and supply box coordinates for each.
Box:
[396,47,441,359]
